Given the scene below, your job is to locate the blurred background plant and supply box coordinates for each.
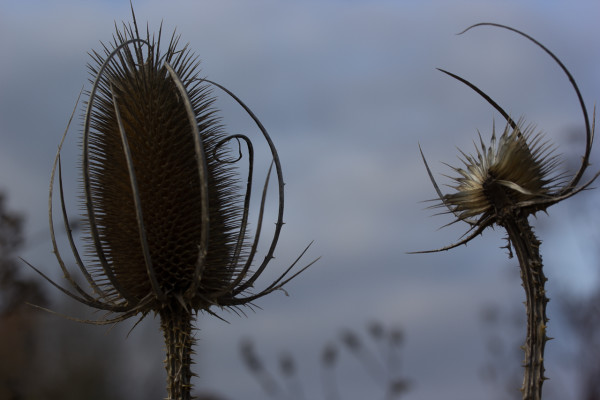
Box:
[240,321,410,400]
[479,273,600,400]
[561,289,600,400]
[0,191,46,399]
[0,193,46,317]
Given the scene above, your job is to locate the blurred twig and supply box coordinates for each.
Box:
[241,322,411,400]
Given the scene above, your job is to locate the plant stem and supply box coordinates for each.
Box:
[502,214,548,400]
[160,306,195,400]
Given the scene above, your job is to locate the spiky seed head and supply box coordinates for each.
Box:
[83,22,243,312]
[442,119,562,222]
[414,23,597,256]
[39,12,315,326]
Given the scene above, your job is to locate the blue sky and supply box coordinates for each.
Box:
[1,1,600,399]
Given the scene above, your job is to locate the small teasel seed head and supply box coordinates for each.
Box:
[240,339,264,373]
[279,352,295,377]
[414,24,598,255]
[322,343,338,367]
[341,330,362,352]
[442,119,562,221]
[368,321,384,341]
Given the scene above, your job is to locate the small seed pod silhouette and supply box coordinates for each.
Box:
[414,23,597,400]
[29,9,316,400]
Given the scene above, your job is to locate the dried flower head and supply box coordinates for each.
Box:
[417,24,597,252]
[440,119,562,222]
[33,9,317,324]
[29,8,316,399]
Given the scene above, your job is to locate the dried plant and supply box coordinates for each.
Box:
[1,192,46,399]
[241,322,410,400]
[562,289,600,400]
[414,23,597,400]
[27,8,316,400]
[0,192,46,317]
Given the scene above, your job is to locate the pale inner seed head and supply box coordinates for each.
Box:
[443,119,561,221]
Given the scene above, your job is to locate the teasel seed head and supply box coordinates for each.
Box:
[30,10,317,324]
[441,119,562,222]
[414,23,598,253]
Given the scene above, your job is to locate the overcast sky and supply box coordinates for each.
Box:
[2,1,600,399]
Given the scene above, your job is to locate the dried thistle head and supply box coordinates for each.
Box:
[32,11,316,324]
[416,23,597,253]
[441,119,562,222]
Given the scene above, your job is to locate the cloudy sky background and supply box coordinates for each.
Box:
[1,0,600,399]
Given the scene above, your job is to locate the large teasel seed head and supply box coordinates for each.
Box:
[85,24,240,311]
[87,30,237,309]
[34,10,316,325]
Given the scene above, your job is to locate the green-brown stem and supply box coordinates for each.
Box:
[160,306,195,400]
[503,214,548,400]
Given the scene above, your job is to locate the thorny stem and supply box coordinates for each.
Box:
[486,181,548,400]
[160,306,195,400]
[505,216,548,400]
